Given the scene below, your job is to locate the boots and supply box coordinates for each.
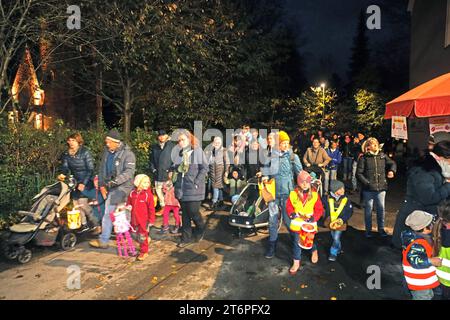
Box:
[265,240,276,259]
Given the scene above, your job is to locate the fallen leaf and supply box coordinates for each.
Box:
[331,297,337,300]
[95,285,103,289]
[15,275,23,279]
[171,265,176,268]
[35,274,41,278]
[260,297,267,300]
[151,276,158,284]
[127,295,137,300]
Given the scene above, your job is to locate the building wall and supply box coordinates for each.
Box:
[410,0,450,88]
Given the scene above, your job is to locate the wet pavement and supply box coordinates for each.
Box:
[0,178,411,300]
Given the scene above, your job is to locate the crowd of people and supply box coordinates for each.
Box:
[56,125,450,300]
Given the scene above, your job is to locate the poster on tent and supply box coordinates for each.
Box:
[391,116,408,140]
[429,116,450,134]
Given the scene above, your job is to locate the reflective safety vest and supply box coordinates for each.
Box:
[437,247,450,287]
[328,197,348,222]
[402,238,440,291]
[288,190,319,232]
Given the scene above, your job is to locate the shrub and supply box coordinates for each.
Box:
[0,117,156,229]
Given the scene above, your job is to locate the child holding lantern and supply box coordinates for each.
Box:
[286,170,324,274]
[322,180,353,262]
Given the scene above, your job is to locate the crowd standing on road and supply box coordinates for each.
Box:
[54,126,450,300]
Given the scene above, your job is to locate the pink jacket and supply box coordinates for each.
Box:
[163,182,180,207]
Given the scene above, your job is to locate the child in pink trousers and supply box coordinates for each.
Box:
[159,180,181,234]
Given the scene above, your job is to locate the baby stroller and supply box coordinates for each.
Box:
[228,177,283,237]
[0,177,78,264]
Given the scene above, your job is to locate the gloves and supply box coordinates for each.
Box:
[106,181,118,190]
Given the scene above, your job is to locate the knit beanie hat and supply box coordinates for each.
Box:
[297,170,312,185]
[405,210,434,231]
[330,180,345,193]
[134,174,150,188]
[106,129,122,143]
[279,131,290,144]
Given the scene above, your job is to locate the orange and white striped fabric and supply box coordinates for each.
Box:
[402,238,440,291]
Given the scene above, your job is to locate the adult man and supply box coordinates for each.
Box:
[261,130,302,259]
[150,130,175,215]
[89,129,136,249]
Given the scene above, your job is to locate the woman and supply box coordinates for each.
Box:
[171,130,209,247]
[392,141,450,249]
[356,137,396,238]
[58,133,101,234]
[206,136,229,210]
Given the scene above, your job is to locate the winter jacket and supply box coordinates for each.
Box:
[126,188,155,229]
[149,141,175,182]
[392,165,450,248]
[163,182,180,207]
[322,193,353,231]
[356,152,397,192]
[171,146,209,202]
[60,146,95,188]
[286,188,324,223]
[261,148,303,197]
[206,147,230,189]
[303,147,331,168]
[341,142,353,158]
[227,177,247,197]
[401,230,434,269]
[326,148,342,170]
[98,142,136,205]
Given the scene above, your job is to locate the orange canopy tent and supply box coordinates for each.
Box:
[385,72,450,119]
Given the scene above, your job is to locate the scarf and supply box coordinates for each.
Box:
[178,148,193,176]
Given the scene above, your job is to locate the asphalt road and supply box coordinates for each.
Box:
[0,179,410,300]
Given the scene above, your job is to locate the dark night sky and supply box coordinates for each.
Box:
[281,0,410,85]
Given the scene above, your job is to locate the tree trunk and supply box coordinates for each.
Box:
[96,67,103,128]
[123,78,132,141]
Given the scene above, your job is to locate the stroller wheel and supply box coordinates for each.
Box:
[17,249,32,264]
[61,232,77,251]
[2,244,19,260]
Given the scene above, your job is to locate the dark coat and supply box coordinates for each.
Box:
[245,147,262,179]
[356,152,397,192]
[149,141,175,182]
[321,194,353,231]
[98,143,136,205]
[206,147,229,189]
[392,162,450,249]
[60,146,95,199]
[172,147,209,202]
[60,146,95,187]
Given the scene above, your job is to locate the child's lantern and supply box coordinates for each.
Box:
[67,209,81,230]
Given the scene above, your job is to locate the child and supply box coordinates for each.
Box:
[110,205,136,258]
[126,174,155,261]
[286,170,324,274]
[401,210,441,300]
[226,167,247,204]
[322,180,353,262]
[159,180,181,234]
[432,200,450,300]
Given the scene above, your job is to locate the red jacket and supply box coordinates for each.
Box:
[286,189,324,222]
[126,188,155,228]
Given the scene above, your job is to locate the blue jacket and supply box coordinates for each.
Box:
[401,230,433,269]
[321,193,353,224]
[261,149,302,197]
[326,148,342,170]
